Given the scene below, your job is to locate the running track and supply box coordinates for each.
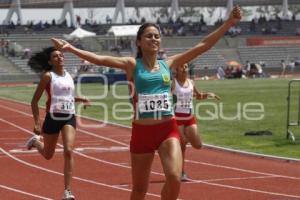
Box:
[0,98,300,200]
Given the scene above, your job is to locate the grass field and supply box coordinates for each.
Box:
[0,78,299,159]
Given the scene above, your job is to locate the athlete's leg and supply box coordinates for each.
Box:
[130,152,155,200]
[184,124,202,149]
[33,133,59,160]
[61,125,76,191]
[158,138,182,200]
[178,125,188,174]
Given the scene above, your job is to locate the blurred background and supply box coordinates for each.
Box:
[0,0,300,82]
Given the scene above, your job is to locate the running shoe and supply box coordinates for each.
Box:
[62,189,75,200]
[25,135,40,150]
[181,172,189,182]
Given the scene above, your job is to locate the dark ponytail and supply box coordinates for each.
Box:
[28,47,56,73]
[135,23,161,58]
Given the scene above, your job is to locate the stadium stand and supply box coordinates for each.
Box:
[2,32,300,79]
[0,55,22,73]
[1,0,300,81]
[7,52,83,75]
[0,0,299,8]
[238,45,300,69]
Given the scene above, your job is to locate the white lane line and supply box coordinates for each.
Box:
[185,159,300,180]
[185,177,300,199]
[0,118,163,198]
[0,148,161,199]
[1,104,300,198]
[9,146,129,154]
[2,99,300,163]
[0,184,53,200]
[0,104,129,147]
[77,128,128,147]
[1,105,299,180]
[2,98,300,164]
[199,175,280,182]
[112,175,277,188]
[1,119,300,199]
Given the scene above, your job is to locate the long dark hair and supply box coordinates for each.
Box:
[135,23,161,58]
[28,47,56,73]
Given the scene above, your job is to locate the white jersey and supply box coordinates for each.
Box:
[45,71,75,114]
[173,79,193,114]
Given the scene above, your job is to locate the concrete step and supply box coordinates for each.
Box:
[0,55,24,73]
[219,48,241,64]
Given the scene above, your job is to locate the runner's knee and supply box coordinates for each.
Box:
[191,141,202,149]
[165,173,181,185]
[64,146,74,159]
[43,151,55,160]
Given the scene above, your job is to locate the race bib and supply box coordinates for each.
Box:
[53,97,75,113]
[175,93,193,113]
[138,93,171,113]
[177,99,192,109]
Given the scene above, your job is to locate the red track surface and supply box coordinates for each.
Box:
[0,98,300,200]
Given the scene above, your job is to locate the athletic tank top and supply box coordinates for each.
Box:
[45,71,75,114]
[173,79,193,114]
[132,58,173,119]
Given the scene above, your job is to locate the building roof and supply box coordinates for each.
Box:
[0,0,299,8]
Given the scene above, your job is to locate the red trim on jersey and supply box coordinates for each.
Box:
[45,81,51,112]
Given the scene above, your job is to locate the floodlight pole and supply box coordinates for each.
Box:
[58,0,76,28]
[135,7,140,19]
[170,0,179,21]
[113,0,125,24]
[3,0,23,25]
[282,0,290,20]
[226,0,233,20]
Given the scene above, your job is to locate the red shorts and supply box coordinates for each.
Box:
[130,118,180,154]
[175,112,197,127]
